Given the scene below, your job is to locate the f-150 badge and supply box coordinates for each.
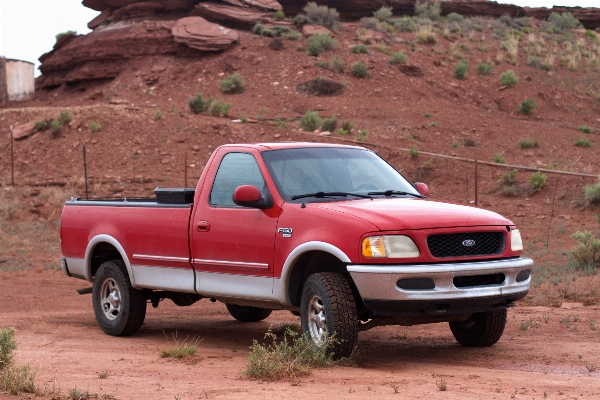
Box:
[278,228,293,238]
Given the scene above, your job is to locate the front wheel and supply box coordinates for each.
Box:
[226,304,272,322]
[449,309,507,347]
[92,260,146,336]
[300,272,358,359]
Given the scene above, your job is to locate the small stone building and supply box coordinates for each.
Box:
[0,57,35,105]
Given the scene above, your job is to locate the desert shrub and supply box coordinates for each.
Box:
[389,52,408,65]
[477,62,494,75]
[409,146,419,158]
[58,111,72,125]
[454,60,469,79]
[303,2,340,31]
[526,56,553,71]
[499,15,517,28]
[575,138,592,147]
[493,153,505,163]
[351,44,368,54]
[374,6,393,22]
[415,0,441,21]
[518,137,540,148]
[55,30,76,42]
[330,56,345,73]
[360,17,382,31]
[300,111,322,132]
[579,126,593,134]
[529,171,547,192]
[317,60,329,69]
[307,34,337,56]
[33,120,48,132]
[447,12,463,23]
[321,116,338,132]
[282,30,300,40]
[269,37,284,51]
[88,122,102,133]
[272,25,292,36]
[188,94,213,114]
[336,121,355,135]
[50,120,62,137]
[570,231,600,269]
[502,169,518,185]
[154,110,163,121]
[499,70,519,86]
[415,26,436,45]
[350,62,369,78]
[221,73,244,94]
[584,181,600,206]
[210,100,231,117]
[0,327,16,370]
[394,16,415,32]
[160,337,200,358]
[519,98,536,115]
[356,129,368,141]
[273,10,285,20]
[549,12,582,33]
[296,77,344,96]
[0,363,37,395]
[253,23,274,37]
[293,14,309,29]
[463,138,477,147]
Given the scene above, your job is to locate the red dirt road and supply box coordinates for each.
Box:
[1,270,599,400]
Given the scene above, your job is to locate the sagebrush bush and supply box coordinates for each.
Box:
[0,364,37,395]
[519,98,536,115]
[575,138,591,147]
[307,34,337,56]
[253,23,274,37]
[33,120,48,132]
[499,70,519,86]
[188,94,213,114]
[273,10,285,20]
[303,2,340,31]
[293,14,308,29]
[415,26,436,45]
[351,44,368,54]
[570,231,600,270]
[493,153,505,164]
[89,122,102,133]
[330,56,345,73]
[58,111,72,125]
[527,56,552,71]
[0,327,17,370]
[454,60,469,80]
[415,0,440,21]
[518,137,540,148]
[390,52,408,65]
[360,17,383,31]
[529,171,547,192]
[210,100,231,117]
[394,16,415,32]
[321,116,337,132]
[579,126,593,134]
[502,169,518,185]
[477,62,494,76]
[221,73,244,94]
[374,6,393,22]
[584,181,600,206]
[549,12,582,33]
[300,111,322,132]
[350,62,369,78]
[50,120,62,138]
[447,12,463,23]
[409,146,419,158]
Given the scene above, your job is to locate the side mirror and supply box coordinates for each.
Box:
[414,182,429,197]
[233,185,272,209]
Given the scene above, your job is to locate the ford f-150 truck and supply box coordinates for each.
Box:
[60,142,533,357]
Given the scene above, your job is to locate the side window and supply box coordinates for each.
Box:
[210,152,266,207]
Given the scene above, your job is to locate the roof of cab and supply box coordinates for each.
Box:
[218,142,365,151]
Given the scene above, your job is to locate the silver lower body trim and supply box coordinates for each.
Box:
[347,257,533,302]
[64,257,86,280]
[131,265,196,293]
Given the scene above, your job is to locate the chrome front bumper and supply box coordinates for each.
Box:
[347,257,533,305]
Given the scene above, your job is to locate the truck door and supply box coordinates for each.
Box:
[190,151,279,300]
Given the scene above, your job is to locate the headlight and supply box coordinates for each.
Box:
[362,235,420,258]
[511,229,523,251]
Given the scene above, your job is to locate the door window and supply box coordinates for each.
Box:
[209,152,266,207]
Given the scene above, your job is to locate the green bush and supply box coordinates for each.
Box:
[188,94,213,114]
[33,120,48,132]
[374,7,393,22]
[58,111,72,125]
[356,129,368,142]
[529,171,547,192]
[519,98,536,115]
[499,70,519,86]
[493,153,505,164]
[447,12,463,23]
[220,73,245,94]
[350,62,369,78]
[210,100,231,117]
[518,137,540,148]
[253,23,274,37]
[50,120,62,137]
[293,14,309,29]
[307,34,337,56]
[55,30,76,42]
[579,126,593,134]
[0,327,16,370]
[360,17,383,31]
[300,111,322,132]
[331,56,345,73]
[548,12,582,33]
[321,116,337,132]
[415,26,436,45]
[351,44,368,54]
[477,62,494,76]
[454,60,469,80]
[527,56,552,71]
[0,363,37,395]
[89,122,102,133]
[415,0,441,21]
[575,138,592,147]
[394,16,415,32]
[584,181,600,206]
[409,146,419,158]
[502,169,518,185]
[273,10,285,20]
[303,2,340,31]
[570,231,600,270]
[389,52,408,65]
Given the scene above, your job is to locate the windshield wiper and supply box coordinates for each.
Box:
[367,190,426,199]
[291,192,373,200]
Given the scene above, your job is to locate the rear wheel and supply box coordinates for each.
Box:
[449,309,507,347]
[300,272,358,359]
[226,304,272,322]
[92,260,146,336]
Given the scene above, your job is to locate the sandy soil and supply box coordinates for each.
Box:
[0,269,599,400]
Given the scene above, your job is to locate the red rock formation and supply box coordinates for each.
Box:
[524,6,600,30]
[190,2,271,29]
[172,16,240,51]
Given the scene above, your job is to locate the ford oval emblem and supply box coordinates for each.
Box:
[462,239,476,247]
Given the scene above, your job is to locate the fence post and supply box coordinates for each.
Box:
[10,125,14,187]
[474,159,478,207]
[83,145,89,200]
[184,152,188,188]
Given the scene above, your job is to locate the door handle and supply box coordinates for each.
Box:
[196,221,210,232]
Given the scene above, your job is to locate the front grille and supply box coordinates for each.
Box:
[427,232,505,258]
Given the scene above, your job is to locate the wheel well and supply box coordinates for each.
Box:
[90,242,123,278]
[287,251,360,308]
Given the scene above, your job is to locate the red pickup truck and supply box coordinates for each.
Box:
[60,143,533,357]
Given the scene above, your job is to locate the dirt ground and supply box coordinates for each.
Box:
[0,269,598,400]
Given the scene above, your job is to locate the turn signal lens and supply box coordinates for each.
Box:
[511,229,523,251]
[362,235,420,258]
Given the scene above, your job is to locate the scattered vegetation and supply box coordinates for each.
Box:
[321,116,338,132]
[33,120,49,132]
[499,70,519,86]
[0,327,38,395]
[50,120,63,138]
[548,12,582,33]
[527,56,552,71]
[69,387,94,400]
[518,137,540,149]
[154,110,164,121]
[502,169,518,185]
[273,10,285,20]
[477,62,494,76]
[529,171,548,192]
[210,100,232,117]
[160,335,201,359]
[302,2,340,31]
[415,26,437,45]
[493,153,505,164]
[436,378,447,391]
[220,72,245,94]
[415,0,441,21]
[188,94,213,114]
[570,231,600,269]
[299,111,322,132]
[58,111,72,125]
[454,59,469,79]
[579,126,593,134]
[307,33,337,56]
[0,327,17,369]
[356,129,369,142]
[409,146,419,158]
[350,62,369,78]
[351,44,368,54]
[394,16,415,32]
[88,122,102,133]
[583,181,600,207]
[55,30,77,42]
[575,138,592,147]
[519,98,537,115]
[389,52,408,65]
[374,6,393,23]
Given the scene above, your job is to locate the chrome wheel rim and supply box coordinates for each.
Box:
[307,294,327,346]
[100,278,121,321]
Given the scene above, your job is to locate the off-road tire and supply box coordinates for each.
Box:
[92,260,146,336]
[449,309,507,347]
[300,272,358,359]
[226,304,272,322]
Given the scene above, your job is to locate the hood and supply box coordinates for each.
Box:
[312,198,513,231]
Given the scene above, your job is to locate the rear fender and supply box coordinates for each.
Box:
[84,235,136,288]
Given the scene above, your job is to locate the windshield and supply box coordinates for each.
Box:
[260,147,421,202]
